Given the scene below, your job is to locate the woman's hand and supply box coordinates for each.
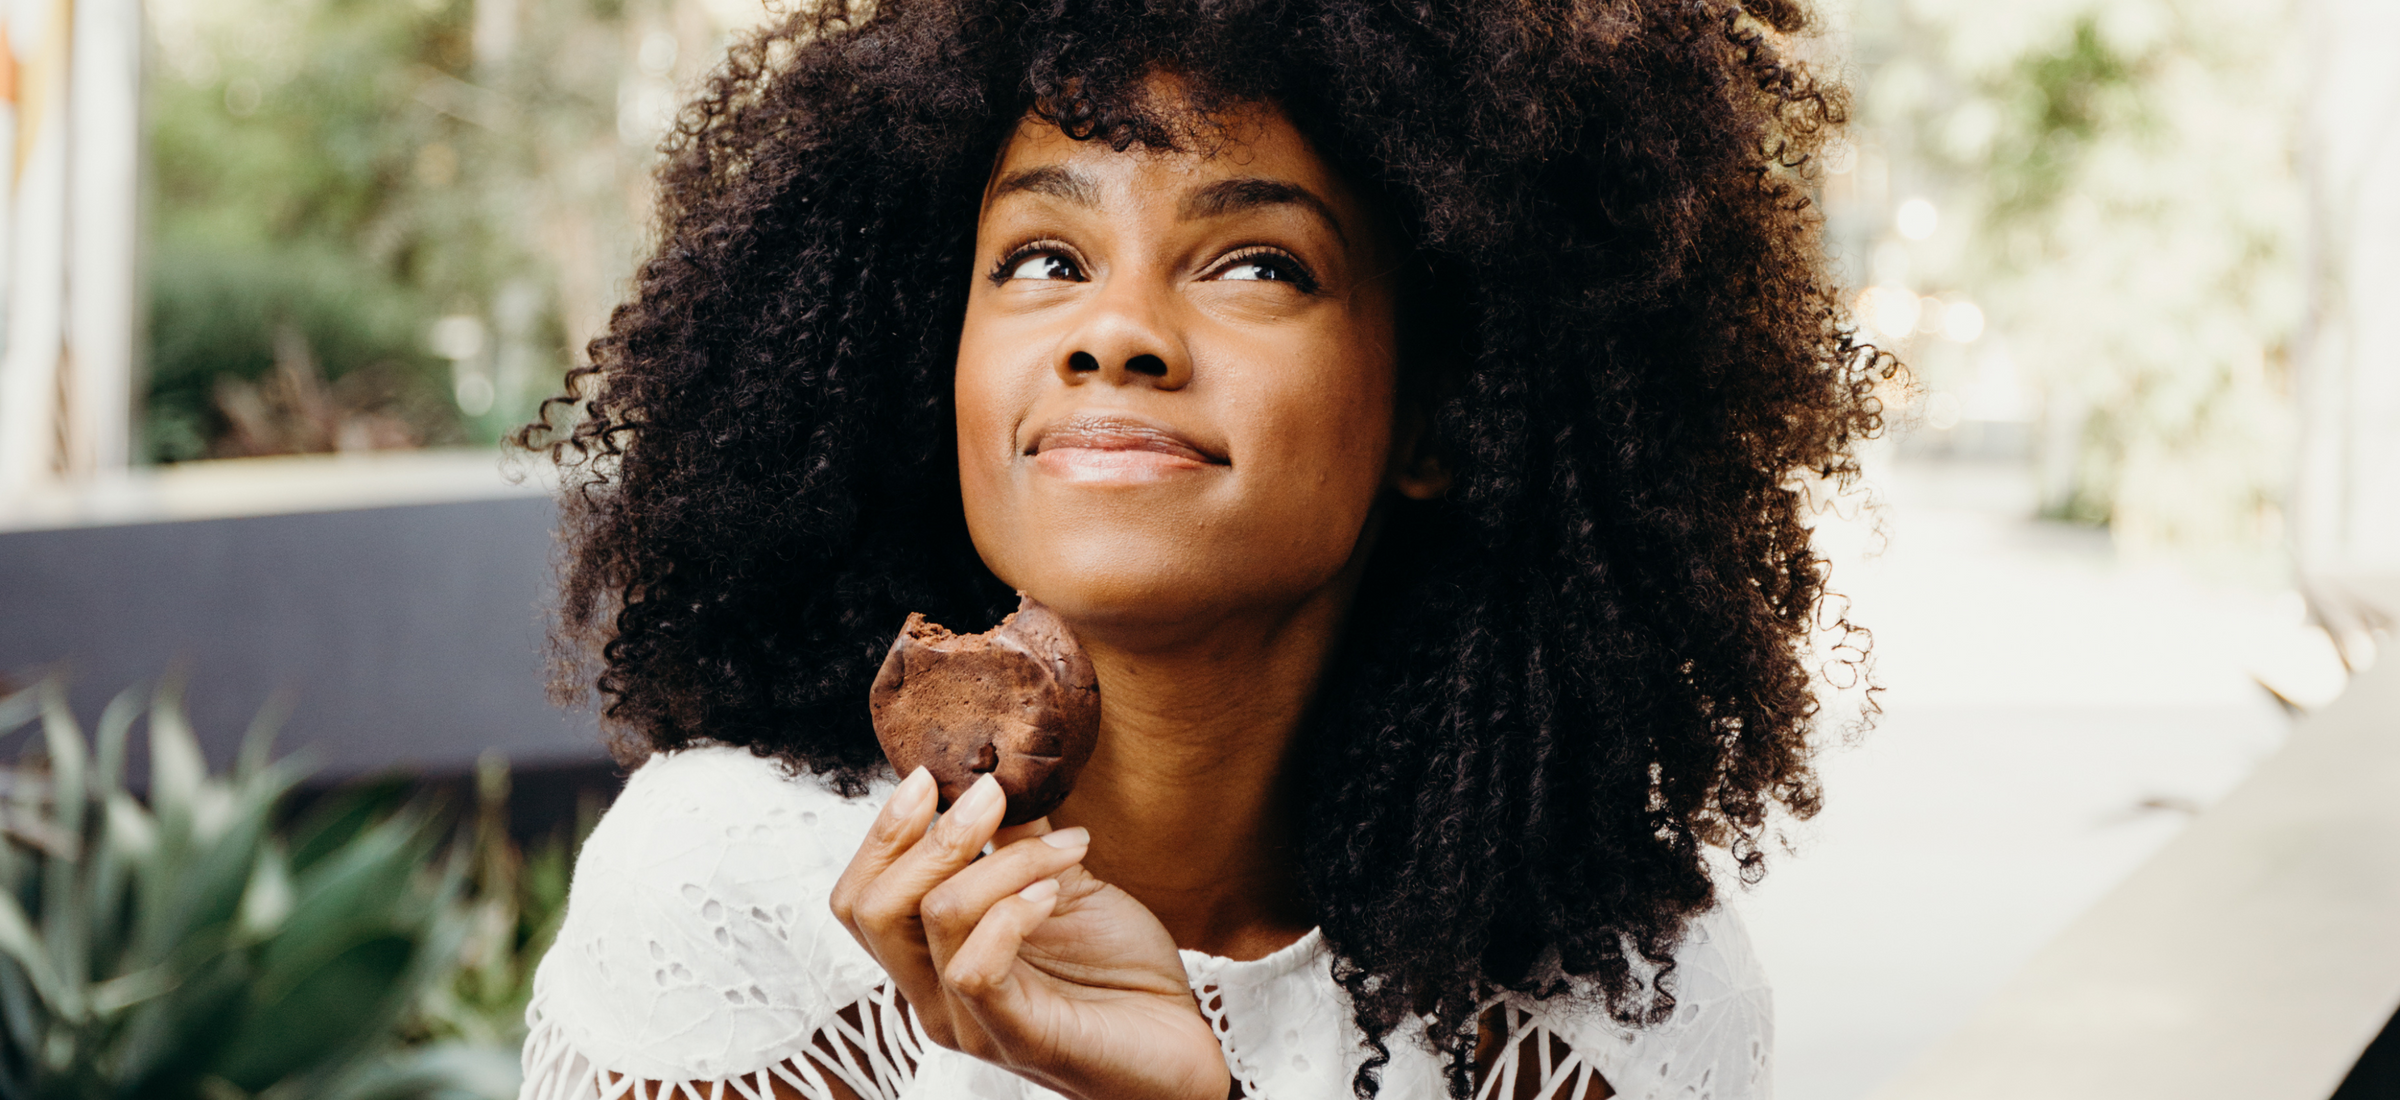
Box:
[829,768,1232,1100]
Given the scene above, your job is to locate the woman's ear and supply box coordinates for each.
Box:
[1394,451,1451,500]
[1388,407,1452,500]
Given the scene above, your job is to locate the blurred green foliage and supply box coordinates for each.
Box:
[143,245,454,463]
[0,678,592,1099]
[1986,18,2141,224]
[147,0,462,462]
[403,754,588,1053]
[1844,0,2300,569]
[143,0,656,462]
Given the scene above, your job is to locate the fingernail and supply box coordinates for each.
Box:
[1040,826,1089,850]
[1019,877,1060,903]
[956,772,1003,817]
[894,766,935,812]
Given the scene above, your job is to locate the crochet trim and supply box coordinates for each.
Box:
[521,980,928,1100]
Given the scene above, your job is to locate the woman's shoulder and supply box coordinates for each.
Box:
[525,744,898,1083]
[568,745,894,926]
[1500,904,1774,1100]
[596,741,892,849]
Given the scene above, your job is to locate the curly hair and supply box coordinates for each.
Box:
[520,0,1887,1094]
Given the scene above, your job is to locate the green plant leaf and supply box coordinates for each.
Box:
[85,807,142,1005]
[38,682,88,842]
[112,950,253,1099]
[36,692,91,1030]
[212,933,418,1091]
[261,814,435,994]
[98,791,161,989]
[104,792,157,864]
[147,682,207,827]
[311,1040,521,1100]
[287,776,413,875]
[89,963,176,1015]
[0,952,41,1062]
[236,842,295,941]
[136,773,290,968]
[235,693,292,782]
[91,688,141,801]
[0,685,36,738]
[0,892,58,1009]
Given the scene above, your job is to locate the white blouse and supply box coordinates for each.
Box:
[519,745,1775,1100]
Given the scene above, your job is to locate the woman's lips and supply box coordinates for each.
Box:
[1028,415,1226,483]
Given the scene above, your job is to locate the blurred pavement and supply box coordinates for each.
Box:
[1730,453,2334,1100]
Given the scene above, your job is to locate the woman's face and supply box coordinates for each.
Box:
[955,98,1428,643]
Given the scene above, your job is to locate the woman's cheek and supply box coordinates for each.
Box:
[1237,395,1393,567]
[952,331,1034,584]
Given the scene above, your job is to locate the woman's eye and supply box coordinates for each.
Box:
[1214,252,1316,290]
[1003,252,1082,282]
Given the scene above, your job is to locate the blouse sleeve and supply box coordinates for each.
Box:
[518,745,924,1100]
[1491,905,1774,1100]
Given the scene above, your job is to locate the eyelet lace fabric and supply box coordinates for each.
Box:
[519,746,1774,1100]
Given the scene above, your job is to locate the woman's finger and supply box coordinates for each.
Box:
[828,766,938,942]
[990,815,1052,848]
[919,827,1090,972]
[845,774,1009,1009]
[849,773,1006,934]
[942,877,1064,1053]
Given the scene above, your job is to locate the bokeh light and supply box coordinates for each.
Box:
[1896,197,1940,241]
[1942,301,1986,343]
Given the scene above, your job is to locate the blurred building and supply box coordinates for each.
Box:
[2292,0,2400,658]
[1,0,139,492]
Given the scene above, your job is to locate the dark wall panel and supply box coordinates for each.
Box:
[0,498,606,777]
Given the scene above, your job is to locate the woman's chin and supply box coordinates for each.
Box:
[974,523,1364,652]
[998,571,1221,647]
[1009,576,1211,640]
[1005,566,1353,659]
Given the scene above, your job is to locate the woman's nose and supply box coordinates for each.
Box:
[1053,286,1193,390]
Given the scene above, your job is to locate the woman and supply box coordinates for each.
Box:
[515,0,1884,1096]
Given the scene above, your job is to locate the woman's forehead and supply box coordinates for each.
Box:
[990,98,1317,183]
[980,104,1366,236]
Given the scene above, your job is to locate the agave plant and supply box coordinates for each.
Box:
[0,679,517,1100]
[403,751,589,1055]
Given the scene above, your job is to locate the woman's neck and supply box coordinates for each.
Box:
[1044,591,1349,962]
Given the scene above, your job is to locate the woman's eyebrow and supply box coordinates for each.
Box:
[1179,178,1348,246]
[988,164,1101,208]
